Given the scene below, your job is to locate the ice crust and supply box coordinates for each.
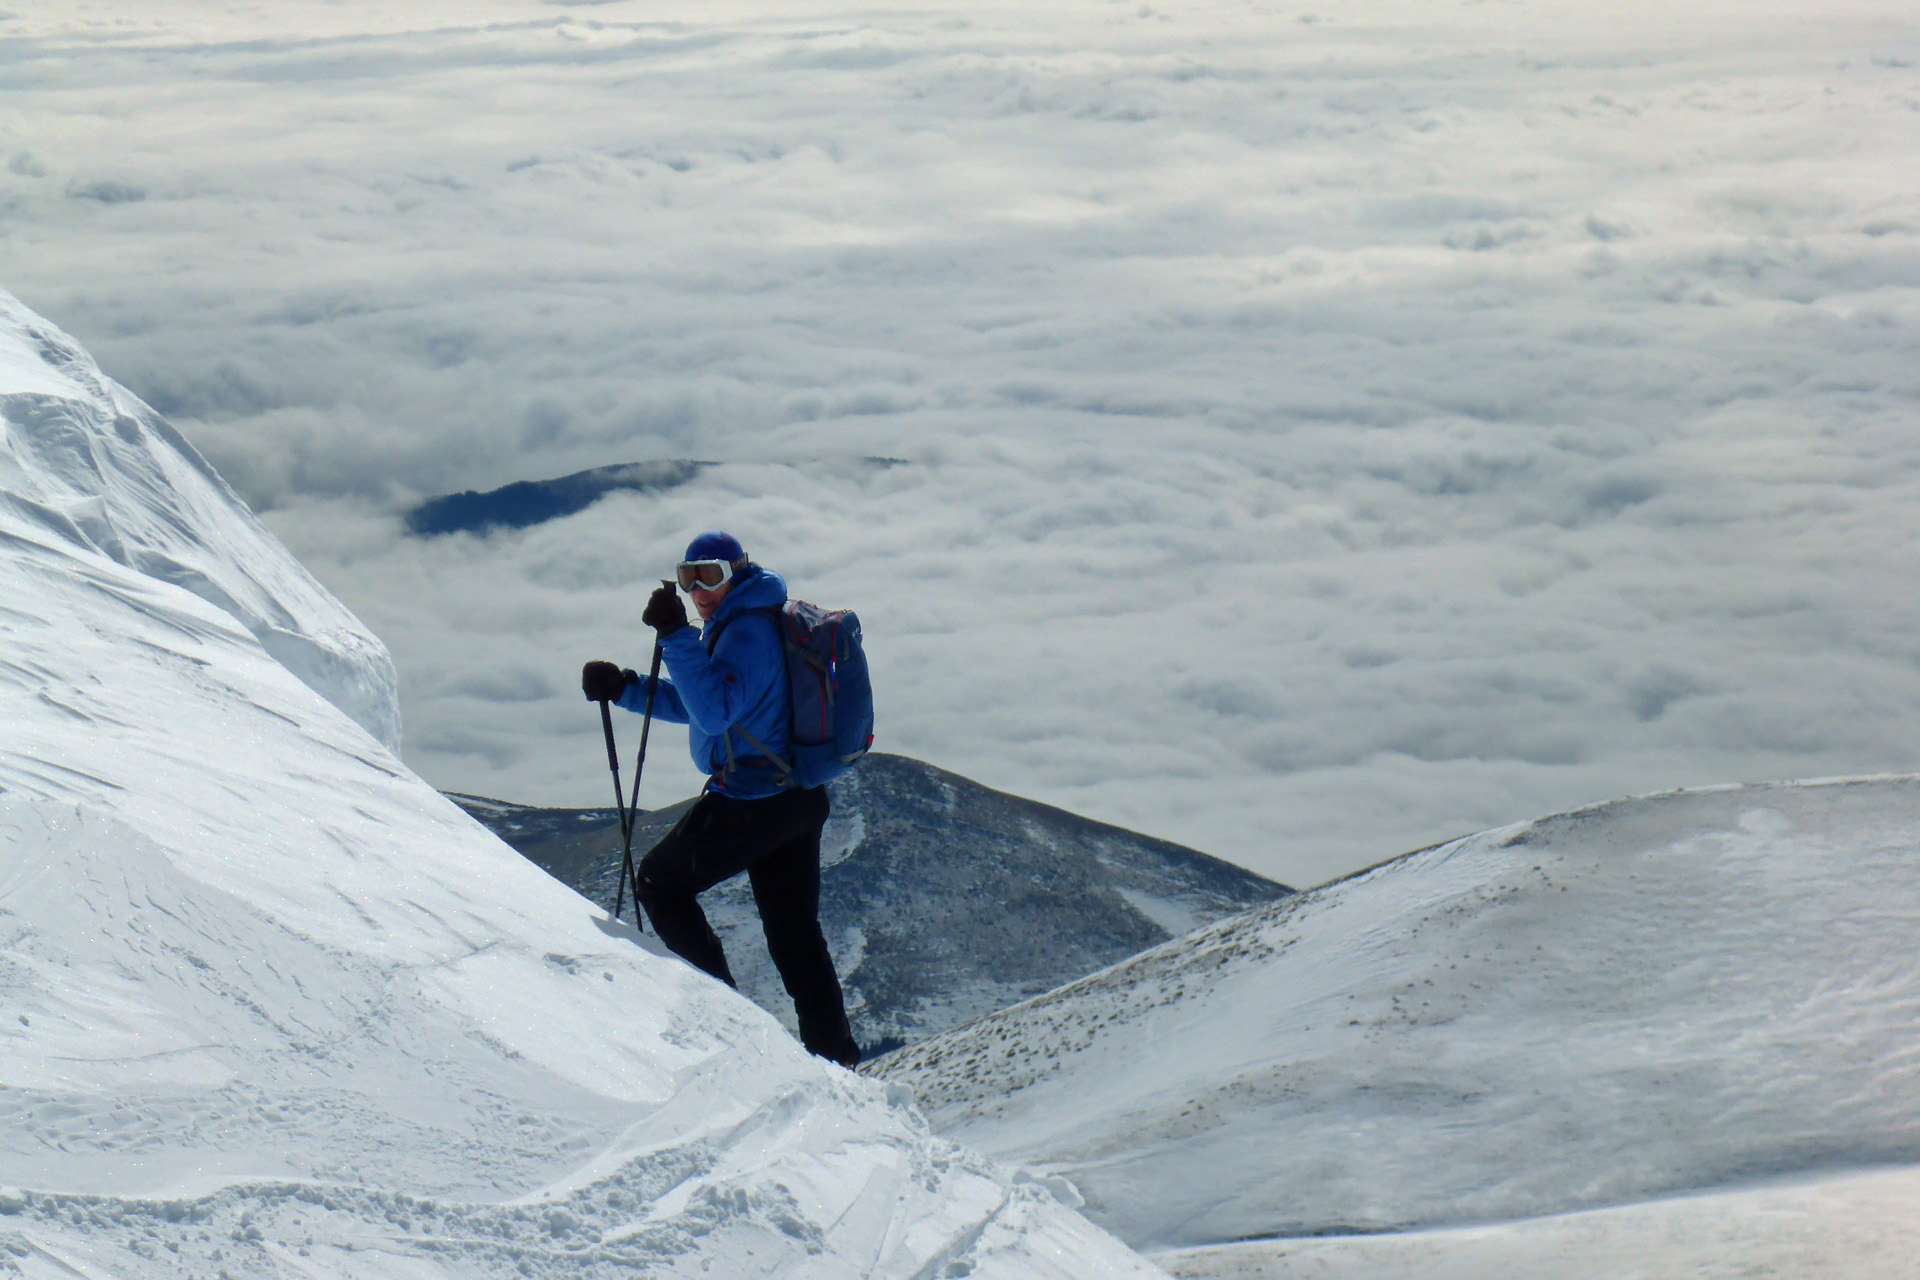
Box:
[0,290,1159,1278]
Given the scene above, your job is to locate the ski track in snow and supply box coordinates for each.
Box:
[0,292,1162,1278]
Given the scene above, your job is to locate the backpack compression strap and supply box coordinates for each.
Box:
[722,722,796,788]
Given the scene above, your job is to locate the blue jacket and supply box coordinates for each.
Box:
[616,565,792,798]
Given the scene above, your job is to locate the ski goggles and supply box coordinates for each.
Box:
[676,558,740,592]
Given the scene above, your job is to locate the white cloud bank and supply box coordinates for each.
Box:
[3,0,1918,884]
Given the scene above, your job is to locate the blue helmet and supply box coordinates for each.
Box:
[684,530,746,565]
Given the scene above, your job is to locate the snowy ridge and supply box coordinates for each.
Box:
[0,290,398,749]
[874,776,1920,1256]
[0,292,1158,1278]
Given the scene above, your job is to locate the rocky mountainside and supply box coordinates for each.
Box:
[450,752,1289,1056]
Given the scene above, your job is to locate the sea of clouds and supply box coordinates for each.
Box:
[4,0,1918,885]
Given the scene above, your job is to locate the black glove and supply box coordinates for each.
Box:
[642,584,688,638]
[581,660,636,702]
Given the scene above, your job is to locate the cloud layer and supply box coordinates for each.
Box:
[5,0,1919,884]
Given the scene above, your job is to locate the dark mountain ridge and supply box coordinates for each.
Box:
[407,456,913,537]
[450,752,1289,1055]
[406,459,709,536]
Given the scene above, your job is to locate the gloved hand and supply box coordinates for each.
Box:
[581,660,635,702]
[642,583,689,638]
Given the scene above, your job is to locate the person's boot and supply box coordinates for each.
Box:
[798,1007,861,1068]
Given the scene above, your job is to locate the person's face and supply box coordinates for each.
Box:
[691,579,730,621]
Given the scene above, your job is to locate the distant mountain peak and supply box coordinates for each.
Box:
[405,459,711,536]
[407,455,914,537]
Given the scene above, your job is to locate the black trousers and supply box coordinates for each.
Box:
[636,785,858,1064]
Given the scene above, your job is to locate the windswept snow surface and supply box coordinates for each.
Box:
[874,777,1920,1254]
[1155,1163,1920,1280]
[0,290,399,750]
[0,294,1159,1278]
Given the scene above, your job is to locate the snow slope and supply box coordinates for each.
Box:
[873,776,1920,1255]
[1154,1162,1920,1280]
[0,291,399,751]
[0,291,1160,1278]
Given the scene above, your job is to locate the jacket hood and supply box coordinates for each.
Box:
[714,565,788,618]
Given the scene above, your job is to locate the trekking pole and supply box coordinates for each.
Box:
[601,699,635,920]
[620,580,674,916]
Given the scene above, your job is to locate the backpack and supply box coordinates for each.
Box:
[709,600,874,789]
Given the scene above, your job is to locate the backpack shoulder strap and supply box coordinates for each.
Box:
[704,605,796,787]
